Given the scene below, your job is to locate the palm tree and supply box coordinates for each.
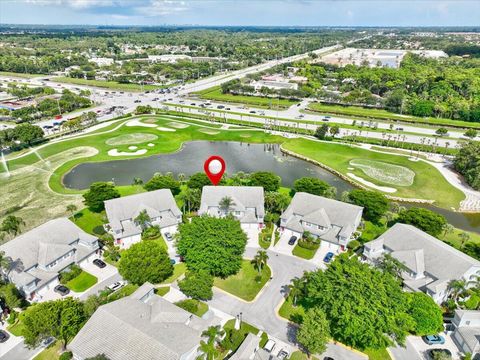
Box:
[66,204,77,220]
[198,326,224,360]
[252,250,269,273]
[178,173,186,183]
[0,251,11,282]
[1,215,25,237]
[219,196,235,215]
[448,279,468,305]
[288,277,304,306]
[134,210,151,231]
[443,224,454,237]
[459,232,471,249]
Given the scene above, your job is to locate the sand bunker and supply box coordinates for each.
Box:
[126,119,157,128]
[198,129,220,135]
[168,122,190,129]
[106,133,158,146]
[157,127,176,132]
[347,173,397,193]
[128,146,138,150]
[147,143,155,147]
[108,149,148,156]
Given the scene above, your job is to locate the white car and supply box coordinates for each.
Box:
[263,339,276,353]
[108,281,126,292]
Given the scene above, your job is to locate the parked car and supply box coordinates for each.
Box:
[134,100,141,103]
[108,281,126,292]
[93,259,107,268]
[323,252,334,263]
[249,110,256,114]
[54,285,70,296]
[263,339,276,353]
[426,349,452,360]
[217,105,225,109]
[170,259,176,265]
[277,349,289,359]
[288,236,297,245]
[422,335,445,345]
[164,232,173,241]
[0,330,9,343]
[323,357,335,360]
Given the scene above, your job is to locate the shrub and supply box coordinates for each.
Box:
[59,265,82,284]
[7,310,18,324]
[178,270,214,300]
[92,225,106,235]
[144,174,180,194]
[142,225,160,240]
[175,299,199,314]
[59,351,73,360]
[298,239,320,250]
[347,240,361,250]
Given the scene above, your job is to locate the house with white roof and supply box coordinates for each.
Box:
[363,223,480,304]
[451,310,480,357]
[0,218,99,302]
[198,186,265,231]
[104,189,182,249]
[69,283,219,360]
[279,192,363,251]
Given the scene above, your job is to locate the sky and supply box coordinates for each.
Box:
[0,0,479,27]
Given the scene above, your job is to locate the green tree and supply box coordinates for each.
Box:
[329,125,340,138]
[303,255,414,349]
[249,171,281,192]
[315,124,329,140]
[83,182,120,212]
[144,174,180,194]
[178,270,214,300]
[187,172,214,190]
[118,241,173,285]
[406,292,443,336]
[264,191,291,214]
[66,204,77,219]
[178,187,201,213]
[464,129,478,139]
[453,141,480,190]
[0,283,23,309]
[251,250,268,273]
[134,209,151,231]
[435,128,449,136]
[293,177,336,198]
[0,250,11,281]
[288,277,304,306]
[11,124,44,145]
[219,196,235,214]
[347,190,388,222]
[198,325,224,360]
[1,215,25,237]
[397,207,447,237]
[297,307,330,357]
[23,298,87,349]
[177,216,247,278]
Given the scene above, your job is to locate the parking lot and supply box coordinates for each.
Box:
[408,334,462,360]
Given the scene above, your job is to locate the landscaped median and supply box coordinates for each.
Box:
[214,259,271,302]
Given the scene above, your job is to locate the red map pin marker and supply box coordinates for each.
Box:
[204,155,226,186]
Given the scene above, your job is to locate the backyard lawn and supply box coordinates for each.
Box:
[161,262,187,284]
[66,271,98,292]
[71,208,106,235]
[214,260,271,301]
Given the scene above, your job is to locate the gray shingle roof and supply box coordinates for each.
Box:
[69,283,214,360]
[365,223,480,286]
[199,186,265,218]
[230,333,261,360]
[281,192,363,241]
[105,189,182,237]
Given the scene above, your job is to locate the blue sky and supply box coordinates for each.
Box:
[0,1,479,27]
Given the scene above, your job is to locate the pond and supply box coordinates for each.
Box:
[63,140,480,233]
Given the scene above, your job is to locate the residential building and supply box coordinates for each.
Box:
[452,310,480,357]
[251,80,298,91]
[89,57,115,67]
[104,189,182,249]
[363,223,480,304]
[230,333,261,360]
[198,186,264,230]
[0,218,99,302]
[279,192,363,251]
[69,283,218,360]
[147,54,192,63]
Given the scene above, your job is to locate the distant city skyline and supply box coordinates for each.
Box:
[0,0,479,27]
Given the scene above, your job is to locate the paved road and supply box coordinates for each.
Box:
[389,338,423,360]
[0,340,41,360]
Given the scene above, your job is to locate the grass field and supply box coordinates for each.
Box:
[66,271,97,292]
[307,102,480,130]
[0,114,466,232]
[0,71,45,78]
[105,133,158,146]
[72,208,106,234]
[52,76,162,92]
[155,286,170,296]
[292,243,319,260]
[278,295,306,323]
[161,262,187,284]
[214,260,271,301]
[195,86,298,109]
[349,159,415,186]
[32,341,62,360]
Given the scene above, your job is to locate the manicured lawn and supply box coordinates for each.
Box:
[289,351,319,360]
[259,223,274,249]
[7,312,28,337]
[214,260,271,301]
[66,271,98,292]
[161,262,187,284]
[282,137,465,209]
[364,347,392,360]
[439,227,480,248]
[0,71,45,78]
[292,243,318,260]
[72,208,106,235]
[358,221,387,243]
[278,295,306,324]
[195,86,297,109]
[155,286,170,296]
[53,76,162,92]
[307,102,480,130]
[175,299,209,317]
[223,318,262,352]
[116,185,146,197]
[33,341,62,360]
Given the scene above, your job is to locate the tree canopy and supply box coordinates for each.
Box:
[248,171,281,192]
[397,207,447,237]
[144,174,181,194]
[347,189,388,221]
[178,270,214,300]
[454,141,480,190]
[177,215,247,278]
[296,307,330,356]
[118,241,173,285]
[406,292,444,336]
[293,177,336,198]
[83,182,120,212]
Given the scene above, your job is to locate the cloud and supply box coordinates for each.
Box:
[23,0,115,9]
[136,0,189,16]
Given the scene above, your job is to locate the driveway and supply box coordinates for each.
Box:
[389,338,423,360]
[80,260,117,282]
[272,229,296,255]
[407,335,462,360]
[244,227,260,248]
[205,247,364,359]
[311,241,340,267]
